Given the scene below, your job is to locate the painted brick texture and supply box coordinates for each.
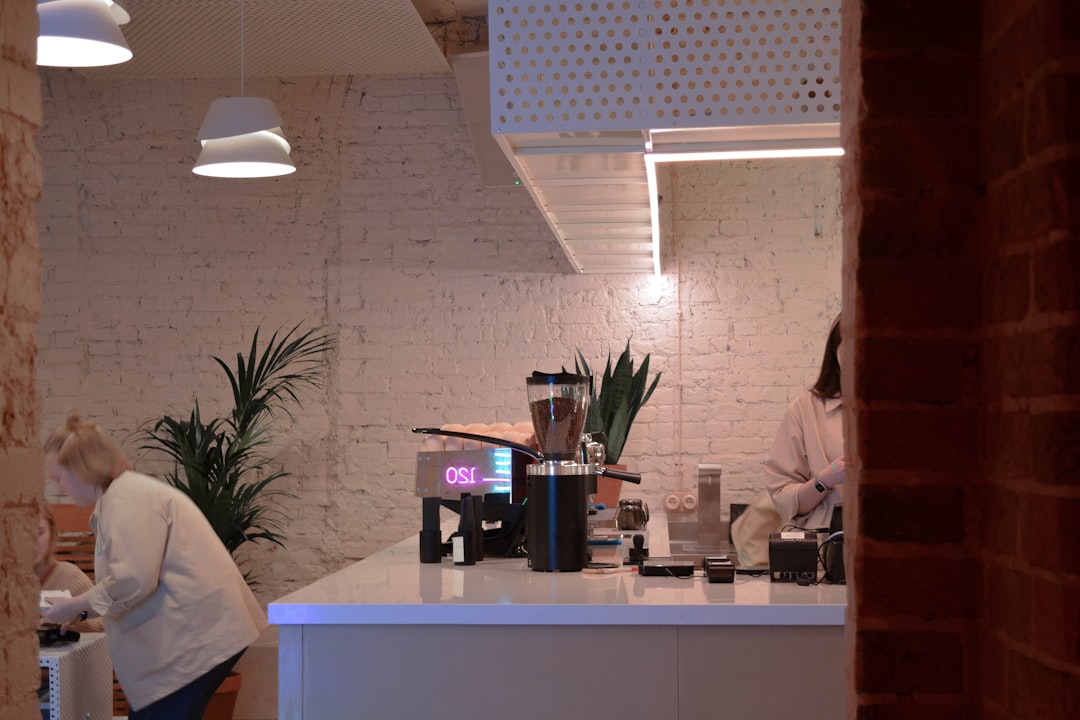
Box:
[0,0,43,718]
[34,72,841,603]
[980,0,1080,718]
[844,0,982,715]
[849,0,1080,718]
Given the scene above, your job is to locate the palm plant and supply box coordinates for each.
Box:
[573,341,661,464]
[140,324,335,580]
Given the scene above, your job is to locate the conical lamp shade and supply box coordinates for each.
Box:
[194,131,296,178]
[37,0,132,68]
[193,97,296,178]
[196,97,288,141]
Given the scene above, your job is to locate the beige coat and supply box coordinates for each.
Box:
[765,392,844,529]
[84,471,267,710]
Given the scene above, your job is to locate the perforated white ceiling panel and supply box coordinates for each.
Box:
[488,0,843,274]
[490,0,841,134]
[82,0,451,80]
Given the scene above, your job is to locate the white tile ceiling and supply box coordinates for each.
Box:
[81,0,455,80]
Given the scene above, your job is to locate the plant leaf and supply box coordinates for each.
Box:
[573,340,661,464]
[138,323,334,583]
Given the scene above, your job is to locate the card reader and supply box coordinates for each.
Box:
[639,558,695,577]
[703,556,735,583]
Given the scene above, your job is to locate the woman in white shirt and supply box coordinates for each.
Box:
[765,314,846,530]
[40,410,267,720]
[731,315,846,566]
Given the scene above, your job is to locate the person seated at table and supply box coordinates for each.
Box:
[35,504,104,634]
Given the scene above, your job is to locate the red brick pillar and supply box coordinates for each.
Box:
[844,0,1080,717]
[842,0,982,716]
[0,0,44,716]
[979,0,1080,717]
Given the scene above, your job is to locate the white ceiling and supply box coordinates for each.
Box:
[81,0,486,80]
[68,0,842,275]
[76,0,662,273]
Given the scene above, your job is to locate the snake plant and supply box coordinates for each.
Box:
[573,341,661,464]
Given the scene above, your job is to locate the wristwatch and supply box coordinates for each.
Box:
[813,479,829,494]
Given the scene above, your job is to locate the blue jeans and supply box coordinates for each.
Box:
[127,649,245,720]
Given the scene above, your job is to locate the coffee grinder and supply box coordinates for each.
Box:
[525,372,595,572]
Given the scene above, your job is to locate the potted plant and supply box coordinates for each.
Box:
[138,323,334,719]
[572,341,661,507]
[574,340,661,464]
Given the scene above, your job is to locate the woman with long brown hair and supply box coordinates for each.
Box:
[765,313,846,528]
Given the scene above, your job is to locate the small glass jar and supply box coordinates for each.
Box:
[616,498,650,530]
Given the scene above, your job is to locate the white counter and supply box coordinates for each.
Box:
[270,521,848,720]
[269,533,846,627]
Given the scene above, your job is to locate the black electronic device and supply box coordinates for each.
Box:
[703,555,735,583]
[37,624,79,646]
[821,504,845,584]
[768,531,819,583]
[414,447,531,504]
[640,558,695,577]
[413,444,531,560]
[829,503,844,535]
[821,528,845,584]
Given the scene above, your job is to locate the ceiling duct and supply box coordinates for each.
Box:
[450,52,519,188]
[488,0,843,275]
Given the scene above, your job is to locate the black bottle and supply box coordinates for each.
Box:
[472,494,485,561]
[453,493,476,566]
[419,496,443,563]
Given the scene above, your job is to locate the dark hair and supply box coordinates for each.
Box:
[811,314,842,399]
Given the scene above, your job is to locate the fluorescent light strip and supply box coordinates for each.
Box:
[644,158,662,276]
[643,145,845,276]
[647,147,844,164]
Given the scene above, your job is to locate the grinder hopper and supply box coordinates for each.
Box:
[526,371,590,461]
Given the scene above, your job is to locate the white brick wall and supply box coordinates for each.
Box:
[37,72,840,602]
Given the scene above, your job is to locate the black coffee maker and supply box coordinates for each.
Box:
[525,372,592,571]
[525,372,639,571]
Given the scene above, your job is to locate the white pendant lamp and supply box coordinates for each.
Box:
[193,98,295,178]
[193,0,295,178]
[37,0,132,68]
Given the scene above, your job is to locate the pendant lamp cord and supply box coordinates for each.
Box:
[239,0,245,96]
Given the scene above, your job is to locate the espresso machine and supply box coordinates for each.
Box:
[412,371,640,572]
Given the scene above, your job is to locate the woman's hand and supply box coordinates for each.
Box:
[41,595,88,630]
[818,457,846,489]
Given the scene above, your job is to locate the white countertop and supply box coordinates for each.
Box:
[269,518,847,627]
